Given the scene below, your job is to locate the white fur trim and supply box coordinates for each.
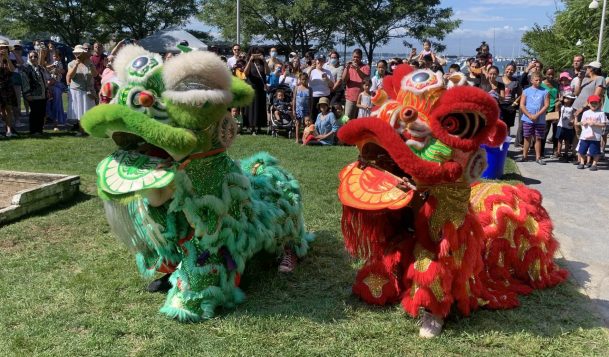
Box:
[113,45,154,83]
[162,51,233,105]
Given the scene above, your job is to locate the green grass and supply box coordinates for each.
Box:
[0,134,608,356]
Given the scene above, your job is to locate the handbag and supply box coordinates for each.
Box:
[546,111,560,121]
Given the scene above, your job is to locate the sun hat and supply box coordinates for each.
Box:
[559,71,572,80]
[317,97,330,107]
[588,95,601,103]
[0,39,9,47]
[585,61,602,69]
[73,44,87,54]
[563,91,576,99]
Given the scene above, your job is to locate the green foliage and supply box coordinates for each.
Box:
[341,0,461,64]
[522,0,609,69]
[1,135,609,355]
[199,0,342,55]
[0,0,200,46]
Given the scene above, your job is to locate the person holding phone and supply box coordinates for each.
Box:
[21,49,49,136]
[308,55,334,121]
[341,48,370,119]
[244,46,267,134]
[66,44,97,136]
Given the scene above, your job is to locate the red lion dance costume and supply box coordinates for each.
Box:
[337,65,567,337]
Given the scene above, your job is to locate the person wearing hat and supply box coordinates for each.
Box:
[308,54,334,121]
[20,49,48,136]
[572,61,604,140]
[0,39,18,137]
[558,71,573,94]
[9,40,27,125]
[66,44,98,136]
[305,96,338,146]
[576,94,607,171]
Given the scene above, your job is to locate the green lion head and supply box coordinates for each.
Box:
[82,45,254,161]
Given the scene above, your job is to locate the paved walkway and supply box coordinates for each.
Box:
[508,129,609,325]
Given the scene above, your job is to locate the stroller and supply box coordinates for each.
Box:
[267,84,295,138]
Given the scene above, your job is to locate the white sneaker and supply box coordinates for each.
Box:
[5,131,12,138]
[418,310,444,338]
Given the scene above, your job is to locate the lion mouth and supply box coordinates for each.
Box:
[111,132,171,160]
[360,142,409,181]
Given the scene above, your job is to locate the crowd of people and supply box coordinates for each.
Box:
[0,39,124,138]
[225,40,608,167]
[1,38,607,168]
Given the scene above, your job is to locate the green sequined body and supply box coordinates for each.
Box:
[101,151,312,321]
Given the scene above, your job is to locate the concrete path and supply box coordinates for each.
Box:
[508,130,609,326]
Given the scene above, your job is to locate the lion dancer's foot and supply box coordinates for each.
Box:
[147,273,172,292]
[278,246,297,273]
[418,309,444,338]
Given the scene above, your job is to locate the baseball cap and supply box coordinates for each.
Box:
[316,54,326,61]
[289,51,297,58]
[559,71,572,80]
[588,95,601,103]
[585,61,602,69]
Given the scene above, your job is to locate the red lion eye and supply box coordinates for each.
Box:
[442,116,460,133]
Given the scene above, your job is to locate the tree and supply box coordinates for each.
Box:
[522,0,609,70]
[0,0,200,46]
[0,0,104,46]
[199,0,342,56]
[99,0,200,40]
[341,0,461,65]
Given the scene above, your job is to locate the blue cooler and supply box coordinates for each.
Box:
[481,137,511,179]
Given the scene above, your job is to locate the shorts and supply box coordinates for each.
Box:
[522,122,545,139]
[556,127,574,143]
[577,139,601,156]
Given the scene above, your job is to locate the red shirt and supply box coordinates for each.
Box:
[345,64,370,102]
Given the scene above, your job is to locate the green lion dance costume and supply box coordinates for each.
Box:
[81,46,312,322]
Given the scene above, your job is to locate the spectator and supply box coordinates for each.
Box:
[576,95,606,171]
[271,88,291,125]
[567,54,585,89]
[476,41,493,65]
[323,50,344,105]
[227,43,241,70]
[572,61,605,146]
[288,52,301,74]
[267,47,282,72]
[306,97,338,145]
[519,72,550,165]
[0,40,17,137]
[244,46,267,134]
[90,42,107,104]
[66,44,97,136]
[9,41,27,125]
[479,65,503,102]
[334,103,349,126]
[21,50,48,136]
[278,63,298,90]
[292,72,310,144]
[466,60,482,87]
[233,59,247,79]
[556,94,576,160]
[371,60,387,93]
[301,116,316,145]
[308,55,333,121]
[603,77,609,158]
[497,63,521,132]
[357,78,373,118]
[541,67,559,157]
[267,63,282,90]
[558,72,573,96]
[342,49,370,119]
[46,51,66,129]
[417,40,437,64]
[301,51,315,74]
[46,42,57,66]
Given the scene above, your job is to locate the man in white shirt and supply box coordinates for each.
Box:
[226,44,241,71]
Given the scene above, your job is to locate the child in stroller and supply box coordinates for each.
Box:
[269,86,295,138]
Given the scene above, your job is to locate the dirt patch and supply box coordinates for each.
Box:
[0,180,40,209]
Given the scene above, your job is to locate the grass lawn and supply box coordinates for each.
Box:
[1,134,608,356]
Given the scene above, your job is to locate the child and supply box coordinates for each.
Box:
[418,40,434,60]
[334,103,349,126]
[292,73,310,143]
[230,107,243,133]
[519,72,550,165]
[272,89,291,123]
[357,78,373,118]
[576,95,607,171]
[556,94,576,160]
[558,72,572,96]
[46,52,66,129]
[301,116,316,145]
[267,63,282,90]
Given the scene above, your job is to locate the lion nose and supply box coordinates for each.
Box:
[400,106,418,123]
[139,91,155,107]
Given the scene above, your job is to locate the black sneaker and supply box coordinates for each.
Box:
[589,165,598,171]
[536,159,546,165]
[146,274,172,293]
[517,157,528,162]
[577,164,585,169]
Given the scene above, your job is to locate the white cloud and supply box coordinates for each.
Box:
[455,7,505,22]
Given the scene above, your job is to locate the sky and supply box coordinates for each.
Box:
[187,0,563,58]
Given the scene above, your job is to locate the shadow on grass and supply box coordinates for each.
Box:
[500,172,542,185]
[218,231,609,336]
